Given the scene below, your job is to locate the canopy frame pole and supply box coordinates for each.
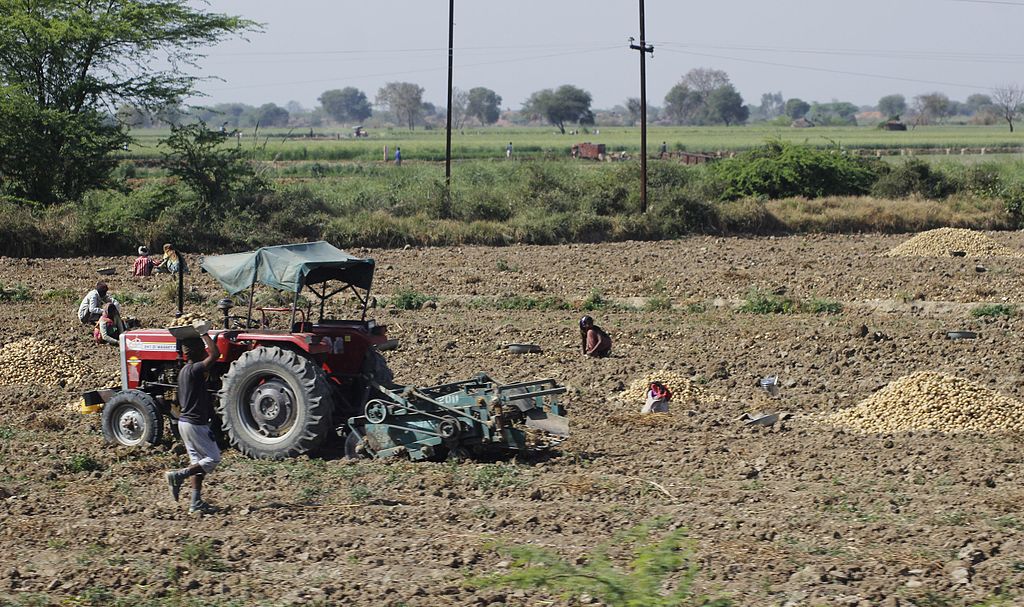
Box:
[245,281,256,328]
[290,289,299,329]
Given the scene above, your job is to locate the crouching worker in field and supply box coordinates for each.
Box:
[164,321,221,515]
[93,302,125,346]
[641,381,672,414]
[77,281,120,325]
[579,315,612,358]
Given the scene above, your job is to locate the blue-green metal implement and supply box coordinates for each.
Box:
[346,373,568,461]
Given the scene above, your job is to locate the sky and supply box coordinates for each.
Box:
[184,0,1024,111]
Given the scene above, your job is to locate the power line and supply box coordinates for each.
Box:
[659,47,992,91]
[207,41,616,57]
[948,0,1024,6]
[204,44,620,93]
[657,41,1024,65]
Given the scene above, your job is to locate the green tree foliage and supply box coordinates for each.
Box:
[159,122,266,219]
[254,103,289,127]
[808,101,859,125]
[466,87,503,125]
[784,98,810,120]
[877,94,907,119]
[759,91,784,120]
[0,0,255,205]
[913,92,951,125]
[706,85,749,126]
[318,87,372,123]
[708,141,882,201]
[625,98,642,126]
[473,520,731,607]
[522,85,594,134]
[0,87,129,204]
[376,82,425,130]
[663,69,745,126]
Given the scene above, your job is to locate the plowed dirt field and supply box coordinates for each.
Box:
[2,233,1024,607]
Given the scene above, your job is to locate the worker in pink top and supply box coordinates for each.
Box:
[579,315,612,358]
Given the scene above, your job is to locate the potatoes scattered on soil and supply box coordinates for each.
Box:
[885,227,1021,258]
[0,338,96,389]
[617,371,717,406]
[828,371,1024,433]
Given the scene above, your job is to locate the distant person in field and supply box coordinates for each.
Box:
[660,141,668,158]
[132,246,154,277]
[641,381,672,414]
[153,243,187,275]
[93,302,125,346]
[77,281,120,325]
[394,147,402,166]
[164,321,221,515]
[506,141,513,159]
[579,315,612,358]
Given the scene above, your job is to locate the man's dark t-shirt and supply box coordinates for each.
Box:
[178,361,212,424]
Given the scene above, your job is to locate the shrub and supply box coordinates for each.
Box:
[0,282,31,302]
[708,141,881,201]
[472,519,731,607]
[738,289,797,314]
[870,159,955,199]
[971,304,1015,318]
[389,288,431,310]
[805,298,843,314]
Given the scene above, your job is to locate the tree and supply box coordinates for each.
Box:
[808,101,858,125]
[0,0,254,205]
[255,103,289,127]
[707,85,749,126]
[965,93,993,115]
[913,92,951,125]
[759,92,784,120]
[466,87,502,125]
[376,82,425,130]
[785,98,810,120]
[625,98,642,126]
[681,68,730,103]
[522,85,593,134]
[318,87,372,123]
[878,94,907,119]
[160,122,265,218]
[663,83,701,124]
[992,84,1024,132]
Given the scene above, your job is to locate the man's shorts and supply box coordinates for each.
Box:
[177,420,222,473]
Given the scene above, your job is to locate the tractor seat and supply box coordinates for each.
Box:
[291,321,314,333]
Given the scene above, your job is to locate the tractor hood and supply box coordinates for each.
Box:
[202,241,375,295]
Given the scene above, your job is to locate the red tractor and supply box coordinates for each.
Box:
[85,241,393,459]
[84,241,569,461]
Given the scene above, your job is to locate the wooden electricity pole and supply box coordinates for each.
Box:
[630,0,654,214]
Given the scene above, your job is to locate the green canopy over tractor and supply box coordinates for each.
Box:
[201,241,375,295]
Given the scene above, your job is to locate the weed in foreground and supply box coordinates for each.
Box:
[0,282,31,302]
[182,539,228,572]
[738,289,797,314]
[65,454,103,474]
[971,303,1015,318]
[388,288,431,310]
[470,519,731,607]
[805,298,843,314]
[581,289,609,311]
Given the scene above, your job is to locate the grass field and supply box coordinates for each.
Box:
[120,124,1024,163]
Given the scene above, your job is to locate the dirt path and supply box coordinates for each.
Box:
[1,234,1023,606]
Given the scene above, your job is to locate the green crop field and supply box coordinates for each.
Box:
[120,124,1024,164]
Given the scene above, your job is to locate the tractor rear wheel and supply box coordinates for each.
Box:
[101,390,163,447]
[218,346,333,459]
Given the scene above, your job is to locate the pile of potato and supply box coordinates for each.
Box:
[617,370,717,406]
[0,338,97,388]
[886,227,1021,258]
[828,371,1024,433]
[168,311,206,327]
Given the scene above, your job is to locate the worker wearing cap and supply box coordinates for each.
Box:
[579,315,612,358]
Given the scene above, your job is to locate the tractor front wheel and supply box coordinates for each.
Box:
[218,346,333,459]
[101,390,163,447]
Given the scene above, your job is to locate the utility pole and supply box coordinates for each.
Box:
[629,0,654,214]
[444,0,454,190]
